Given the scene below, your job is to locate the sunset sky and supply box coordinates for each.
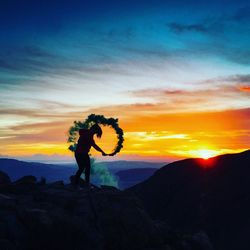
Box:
[0,0,249,163]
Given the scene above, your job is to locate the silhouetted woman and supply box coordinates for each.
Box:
[74,124,107,186]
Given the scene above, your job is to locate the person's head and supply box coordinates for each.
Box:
[90,124,102,138]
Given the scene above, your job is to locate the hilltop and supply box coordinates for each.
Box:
[128,150,250,250]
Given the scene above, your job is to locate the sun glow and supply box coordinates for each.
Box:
[193,149,219,159]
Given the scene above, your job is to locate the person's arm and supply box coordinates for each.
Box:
[92,142,107,156]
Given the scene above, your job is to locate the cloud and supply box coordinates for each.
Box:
[168,22,209,33]
[0,107,82,119]
[125,131,189,141]
[166,15,224,36]
[226,74,250,84]
[231,6,250,22]
[204,74,250,93]
[0,44,116,85]
[0,44,79,79]
[165,6,250,65]
[0,154,9,158]
[227,74,250,92]
[130,82,250,113]
[167,6,250,35]
[0,120,69,143]
[239,86,250,92]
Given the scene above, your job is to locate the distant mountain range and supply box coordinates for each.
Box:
[129,149,250,250]
[116,168,158,189]
[0,158,75,183]
[0,158,163,188]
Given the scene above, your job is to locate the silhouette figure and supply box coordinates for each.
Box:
[74,124,107,186]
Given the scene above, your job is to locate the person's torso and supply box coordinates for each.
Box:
[75,129,94,154]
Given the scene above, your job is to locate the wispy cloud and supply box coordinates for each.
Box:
[167,6,250,35]
[130,80,250,112]
[239,86,250,92]
[165,6,250,65]
[168,23,209,34]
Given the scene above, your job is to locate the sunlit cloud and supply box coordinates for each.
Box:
[125,131,189,141]
[239,85,250,92]
[131,83,250,112]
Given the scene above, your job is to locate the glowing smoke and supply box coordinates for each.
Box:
[90,157,118,187]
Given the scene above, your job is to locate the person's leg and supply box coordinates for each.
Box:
[74,153,85,185]
[84,155,91,185]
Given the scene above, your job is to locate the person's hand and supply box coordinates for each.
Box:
[102,152,107,156]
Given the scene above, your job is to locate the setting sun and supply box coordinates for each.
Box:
[193,149,219,159]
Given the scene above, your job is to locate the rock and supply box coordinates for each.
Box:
[38,177,46,185]
[191,231,214,250]
[150,246,172,250]
[0,171,11,185]
[69,175,88,186]
[0,239,16,250]
[0,194,17,210]
[10,176,37,194]
[14,175,37,185]
[100,185,120,191]
[0,220,8,238]
[48,180,64,188]
[17,208,52,230]
[0,209,27,246]
[92,191,163,250]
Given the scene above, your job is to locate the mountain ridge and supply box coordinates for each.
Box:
[0,158,163,188]
[128,149,250,250]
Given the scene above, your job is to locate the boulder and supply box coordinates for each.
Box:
[14,175,37,185]
[48,180,64,188]
[17,208,52,230]
[190,231,214,250]
[38,177,46,185]
[0,194,17,210]
[0,239,16,250]
[69,175,87,186]
[100,185,120,191]
[0,171,11,185]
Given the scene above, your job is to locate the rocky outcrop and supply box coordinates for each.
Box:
[0,172,213,250]
[14,175,37,185]
[0,171,11,185]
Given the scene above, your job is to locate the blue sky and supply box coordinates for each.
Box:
[0,0,249,161]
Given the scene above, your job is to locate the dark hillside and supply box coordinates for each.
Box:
[129,150,250,250]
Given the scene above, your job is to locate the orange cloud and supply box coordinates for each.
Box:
[239,85,250,92]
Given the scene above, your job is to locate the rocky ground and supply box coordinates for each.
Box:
[0,171,213,250]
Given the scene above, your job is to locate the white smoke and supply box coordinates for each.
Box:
[90,158,118,187]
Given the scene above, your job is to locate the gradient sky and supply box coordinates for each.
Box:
[0,0,250,162]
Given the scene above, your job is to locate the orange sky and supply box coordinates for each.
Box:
[1,105,249,162]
